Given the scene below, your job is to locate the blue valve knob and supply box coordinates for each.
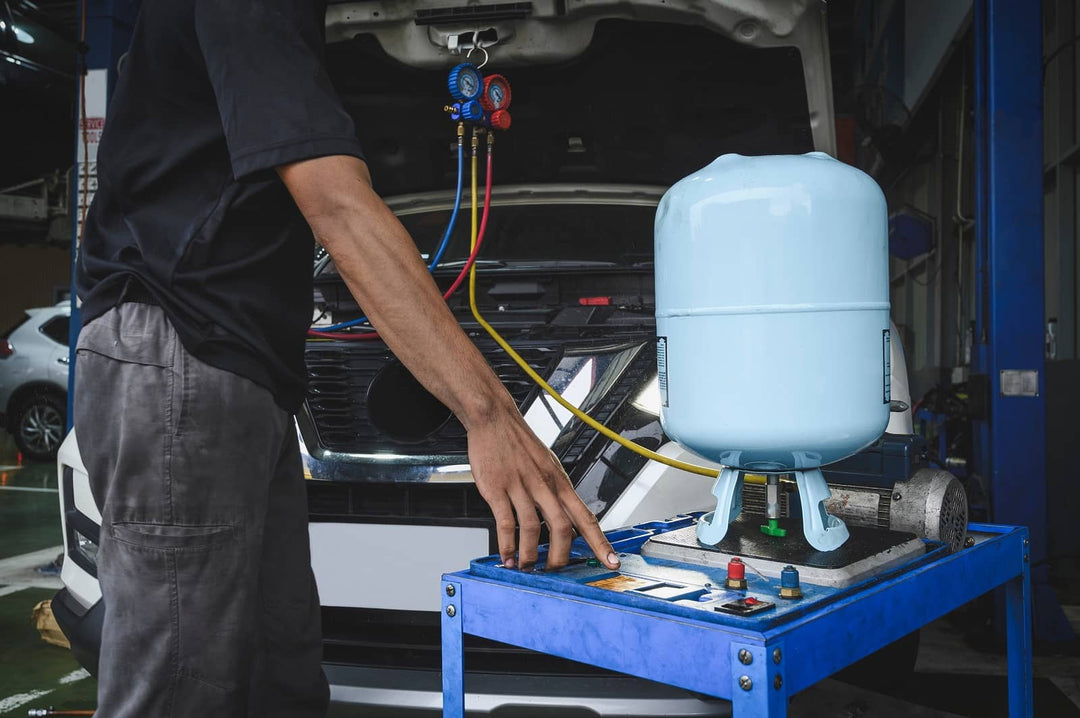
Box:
[448,63,483,102]
[779,565,803,599]
[458,100,483,122]
[446,101,483,123]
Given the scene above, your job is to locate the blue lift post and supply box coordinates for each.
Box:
[972,0,1074,643]
[66,0,140,427]
[442,524,1034,717]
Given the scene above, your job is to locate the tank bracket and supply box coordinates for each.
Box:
[696,467,850,551]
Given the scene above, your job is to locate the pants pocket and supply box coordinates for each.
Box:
[104,522,251,706]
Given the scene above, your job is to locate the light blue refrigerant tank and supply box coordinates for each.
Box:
[655,152,890,551]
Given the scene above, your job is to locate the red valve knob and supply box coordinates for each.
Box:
[488,110,512,130]
[727,557,746,581]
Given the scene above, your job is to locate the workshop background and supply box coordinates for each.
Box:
[1,0,1079,716]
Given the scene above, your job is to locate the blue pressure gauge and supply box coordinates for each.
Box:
[448,63,483,102]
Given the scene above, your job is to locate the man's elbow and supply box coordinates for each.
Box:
[276,155,377,248]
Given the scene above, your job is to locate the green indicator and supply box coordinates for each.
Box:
[760,518,787,538]
[586,558,600,567]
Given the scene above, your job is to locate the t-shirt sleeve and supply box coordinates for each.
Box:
[194,0,365,181]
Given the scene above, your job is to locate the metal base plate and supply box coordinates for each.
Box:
[642,516,925,588]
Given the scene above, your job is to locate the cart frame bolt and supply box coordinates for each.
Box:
[446,604,456,617]
[445,585,456,597]
[739,675,753,691]
[773,648,782,664]
[964,536,976,548]
[738,649,753,665]
[774,674,783,690]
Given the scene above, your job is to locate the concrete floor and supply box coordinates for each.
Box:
[2,431,1080,717]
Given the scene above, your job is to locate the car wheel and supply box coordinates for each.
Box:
[13,391,66,461]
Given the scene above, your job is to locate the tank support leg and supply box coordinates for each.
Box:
[696,467,744,545]
[794,468,850,551]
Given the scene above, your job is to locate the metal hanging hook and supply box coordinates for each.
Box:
[465,30,490,69]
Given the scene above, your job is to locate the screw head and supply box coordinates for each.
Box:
[964,536,976,548]
[446,604,457,617]
[445,585,456,597]
[772,648,782,664]
[893,492,902,501]
[738,649,753,665]
[738,675,753,691]
[774,674,783,690]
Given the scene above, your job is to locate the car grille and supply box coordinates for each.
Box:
[555,346,654,467]
[305,342,556,455]
[307,480,492,521]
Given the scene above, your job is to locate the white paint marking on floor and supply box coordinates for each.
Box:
[0,689,53,714]
[0,547,64,575]
[58,668,90,685]
[0,585,27,598]
[0,464,25,471]
[0,485,57,493]
[1051,676,1080,710]
[0,547,65,590]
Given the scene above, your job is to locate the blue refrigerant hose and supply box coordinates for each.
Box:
[318,137,466,332]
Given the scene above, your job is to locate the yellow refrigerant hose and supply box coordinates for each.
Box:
[465,132,721,480]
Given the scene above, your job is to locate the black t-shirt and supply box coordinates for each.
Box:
[75,0,364,411]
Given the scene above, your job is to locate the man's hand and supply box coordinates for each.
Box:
[467,402,619,570]
[277,154,618,571]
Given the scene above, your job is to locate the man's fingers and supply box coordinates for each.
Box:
[558,482,619,569]
[509,487,542,568]
[532,480,574,570]
[486,493,519,568]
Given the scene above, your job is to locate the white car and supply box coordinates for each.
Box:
[0,301,70,460]
[53,0,918,714]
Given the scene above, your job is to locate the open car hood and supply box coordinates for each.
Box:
[324,0,833,197]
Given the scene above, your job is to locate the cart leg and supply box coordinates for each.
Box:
[442,581,465,718]
[1006,544,1034,717]
[730,643,787,718]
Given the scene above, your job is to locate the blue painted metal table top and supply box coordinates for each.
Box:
[464,514,950,632]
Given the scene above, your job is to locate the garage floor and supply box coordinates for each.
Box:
[2,432,1080,717]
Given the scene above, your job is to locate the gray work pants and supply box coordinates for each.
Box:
[74,302,329,717]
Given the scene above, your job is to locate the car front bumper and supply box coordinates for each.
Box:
[326,663,730,716]
[48,589,730,717]
[51,588,103,677]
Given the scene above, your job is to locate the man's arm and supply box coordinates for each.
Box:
[278,154,619,570]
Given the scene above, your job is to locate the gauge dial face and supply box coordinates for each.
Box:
[483,76,512,111]
[456,68,481,99]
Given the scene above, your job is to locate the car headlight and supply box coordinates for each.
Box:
[73,529,99,567]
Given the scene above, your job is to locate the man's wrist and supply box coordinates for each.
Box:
[458,385,517,432]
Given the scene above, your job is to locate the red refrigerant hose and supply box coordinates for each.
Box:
[307,144,495,342]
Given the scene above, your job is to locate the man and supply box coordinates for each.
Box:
[74,0,619,714]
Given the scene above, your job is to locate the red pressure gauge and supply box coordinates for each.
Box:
[480,74,512,112]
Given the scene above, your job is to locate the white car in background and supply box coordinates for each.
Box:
[0,301,70,461]
[53,0,918,714]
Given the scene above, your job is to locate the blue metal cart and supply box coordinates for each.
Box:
[441,522,1033,717]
